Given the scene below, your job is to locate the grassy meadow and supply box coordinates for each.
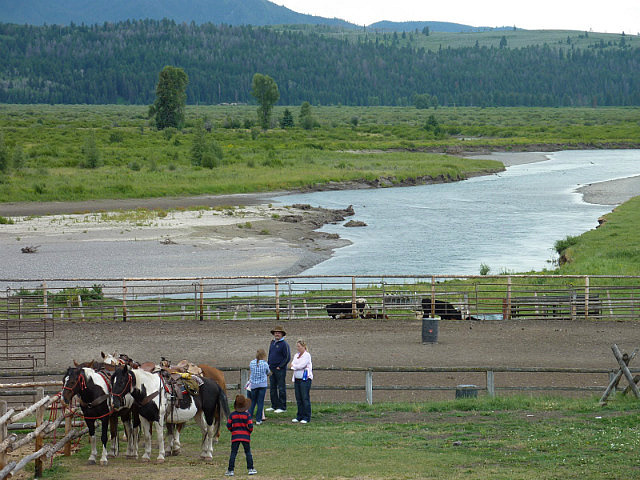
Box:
[1,104,639,203]
[40,396,640,480]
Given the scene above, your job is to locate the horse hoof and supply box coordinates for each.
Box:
[100,461,108,466]
[126,454,137,459]
[87,460,96,465]
[141,458,150,463]
[200,455,213,462]
[172,450,180,456]
[156,458,165,464]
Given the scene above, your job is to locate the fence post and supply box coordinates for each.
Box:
[352,277,357,317]
[35,387,44,477]
[241,369,250,396]
[365,370,373,405]
[506,276,512,320]
[122,280,127,322]
[0,400,6,469]
[64,407,72,456]
[275,278,280,320]
[431,276,436,317]
[585,276,590,320]
[486,370,495,397]
[199,279,204,321]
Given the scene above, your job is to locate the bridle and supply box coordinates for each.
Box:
[62,369,86,397]
[111,368,133,403]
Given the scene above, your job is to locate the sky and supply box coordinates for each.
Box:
[274,0,639,34]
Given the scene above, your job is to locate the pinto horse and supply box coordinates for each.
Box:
[65,362,140,461]
[110,364,229,462]
[62,366,114,465]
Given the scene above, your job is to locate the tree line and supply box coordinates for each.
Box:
[0,19,638,107]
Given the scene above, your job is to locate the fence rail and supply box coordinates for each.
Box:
[0,387,87,479]
[2,366,636,409]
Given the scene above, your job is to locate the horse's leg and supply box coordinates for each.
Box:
[166,422,175,456]
[140,418,153,462]
[109,414,119,458]
[196,410,214,460]
[86,419,98,464]
[99,417,109,466]
[173,423,183,456]
[131,409,140,458]
[155,418,166,463]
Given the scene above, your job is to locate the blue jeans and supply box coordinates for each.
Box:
[249,387,266,421]
[228,441,253,471]
[294,378,312,422]
[269,368,287,410]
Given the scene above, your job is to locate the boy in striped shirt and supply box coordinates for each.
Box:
[226,395,256,476]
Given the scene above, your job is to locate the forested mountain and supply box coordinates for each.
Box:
[367,21,509,33]
[0,0,355,28]
[1,20,638,107]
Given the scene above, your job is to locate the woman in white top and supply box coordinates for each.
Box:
[290,339,313,423]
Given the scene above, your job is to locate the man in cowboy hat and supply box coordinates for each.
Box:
[267,325,291,413]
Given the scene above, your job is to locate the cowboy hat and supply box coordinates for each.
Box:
[234,394,252,412]
[270,325,286,336]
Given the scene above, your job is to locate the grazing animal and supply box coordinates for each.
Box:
[62,366,114,465]
[326,298,368,319]
[421,298,464,320]
[110,364,229,462]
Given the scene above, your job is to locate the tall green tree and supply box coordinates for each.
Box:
[151,66,188,130]
[251,73,279,130]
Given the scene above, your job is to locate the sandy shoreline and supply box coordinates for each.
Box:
[1,151,638,280]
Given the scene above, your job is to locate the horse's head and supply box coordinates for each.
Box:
[110,364,134,409]
[62,366,85,405]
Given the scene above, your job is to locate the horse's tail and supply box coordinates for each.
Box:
[218,389,230,419]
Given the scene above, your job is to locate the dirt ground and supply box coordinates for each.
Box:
[45,317,640,400]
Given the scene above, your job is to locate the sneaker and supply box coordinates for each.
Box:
[265,407,274,412]
[291,418,299,423]
[300,420,308,424]
[248,469,257,475]
[273,409,285,413]
[224,470,234,476]
[255,421,262,425]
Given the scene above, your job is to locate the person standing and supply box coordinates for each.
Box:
[225,395,256,476]
[248,348,270,425]
[290,338,313,424]
[267,325,291,413]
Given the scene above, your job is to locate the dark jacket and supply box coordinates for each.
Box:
[268,338,291,370]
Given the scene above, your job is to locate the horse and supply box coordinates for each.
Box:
[69,360,140,460]
[159,357,228,443]
[61,365,114,465]
[110,363,230,462]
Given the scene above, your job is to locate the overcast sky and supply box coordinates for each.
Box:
[274,0,639,34]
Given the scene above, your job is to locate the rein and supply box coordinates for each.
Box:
[63,370,113,418]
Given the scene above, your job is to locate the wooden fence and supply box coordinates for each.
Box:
[0,385,86,479]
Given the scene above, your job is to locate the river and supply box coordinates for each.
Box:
[274,150,640,276]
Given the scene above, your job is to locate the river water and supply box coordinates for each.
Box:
[274,150,640,276]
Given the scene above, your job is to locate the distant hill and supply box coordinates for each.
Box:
[0,0,357,27]
[367,21,512,33]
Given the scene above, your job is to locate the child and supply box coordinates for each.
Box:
[226,394,256,476]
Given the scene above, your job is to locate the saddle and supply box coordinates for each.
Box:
[159,359,204,399]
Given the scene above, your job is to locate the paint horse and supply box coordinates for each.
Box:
[63,362,140,463]
[110,363,230,462]
[61,365,114,465]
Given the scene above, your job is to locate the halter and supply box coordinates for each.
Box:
[63,368,112,416]
[111,369,133,401]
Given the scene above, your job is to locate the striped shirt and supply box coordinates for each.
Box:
[227,411,253,443]
[249,359,270,388]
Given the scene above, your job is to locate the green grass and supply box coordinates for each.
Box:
[43,396,640,479]
[2,104,639,202]
[556,196,640,276]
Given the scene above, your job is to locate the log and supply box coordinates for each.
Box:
[9,396,52,424]
[0,461,17,479]
[8,446,48,477]
[612,344,640,399]
[45,427,89,459]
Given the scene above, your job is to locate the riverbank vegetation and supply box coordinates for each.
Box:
[44,396,640,479]
[1,104,639,203]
